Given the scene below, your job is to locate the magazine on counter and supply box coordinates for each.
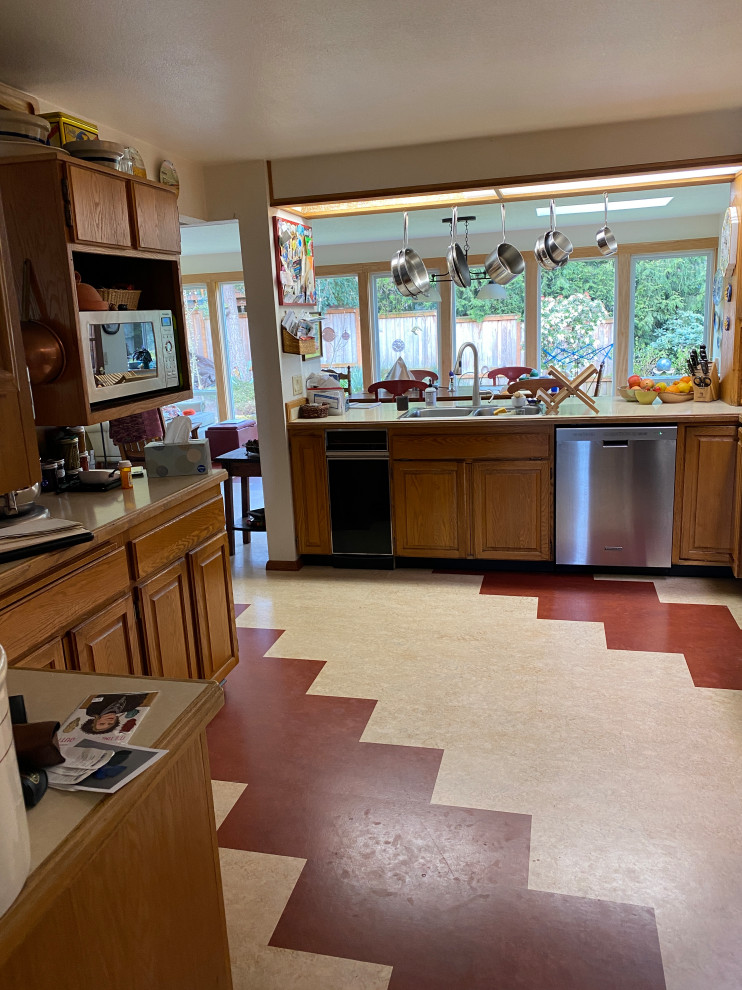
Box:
[58,692,159,748]
[48,740,167,794]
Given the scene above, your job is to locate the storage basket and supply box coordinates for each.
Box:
[298,402,328,419]
[99,287,141,310]
[282,327,317,355]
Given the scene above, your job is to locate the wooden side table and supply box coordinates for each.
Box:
[214,447,262,555]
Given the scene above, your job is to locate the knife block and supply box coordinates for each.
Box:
[692,360,719,402]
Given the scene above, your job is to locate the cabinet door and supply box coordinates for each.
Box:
[131,182,181,253]
[472,460,552,560]
[138,559,197,679]
[70,596,143,675]
[290,432,331,554]
[66,164,132,248]
[188,533,238,680]
[734,429,742,579]
[0,189,40,494]
[14,638,66,671]
[675,426,737,564]
[392,460,467,557]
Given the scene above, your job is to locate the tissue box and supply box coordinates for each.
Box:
[144,439,212,478]
[308,388,347,415]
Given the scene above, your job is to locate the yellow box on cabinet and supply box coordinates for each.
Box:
[40,112,98,147]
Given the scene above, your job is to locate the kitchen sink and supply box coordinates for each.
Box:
[398,407,476,418]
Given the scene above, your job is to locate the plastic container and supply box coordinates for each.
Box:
[0,644,31,919]
[117,459,133,489]
[424,386,437,407]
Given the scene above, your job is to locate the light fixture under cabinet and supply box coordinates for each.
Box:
[535,197,672,216]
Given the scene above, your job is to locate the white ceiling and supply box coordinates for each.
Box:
[2,0,742,161]
[180,184,730,256]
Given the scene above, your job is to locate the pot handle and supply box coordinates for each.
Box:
[549,199,556,232]
[450,206,458,247]
[500,202,506,244]
[403,212,409,250]
[603,192,609,227]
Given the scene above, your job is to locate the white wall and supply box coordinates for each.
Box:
[205,160,304,564]
[180,251,243,275]
[269,108,742,204]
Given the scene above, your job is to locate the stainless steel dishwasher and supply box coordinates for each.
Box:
[556,425,677,567]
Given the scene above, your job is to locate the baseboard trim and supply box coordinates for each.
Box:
[266,558,303,571]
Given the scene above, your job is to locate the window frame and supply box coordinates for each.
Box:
[627,248,715,380]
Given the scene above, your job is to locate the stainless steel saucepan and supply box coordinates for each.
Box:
[446,207,471,288]
[596,192,618,256]
[391,212,429,296]
[535,200,572,270]
[484,203,525,285]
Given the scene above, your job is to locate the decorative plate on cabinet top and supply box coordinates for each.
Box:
[719,206,738,279]
[159,159,179,197]
[125,146,147,179]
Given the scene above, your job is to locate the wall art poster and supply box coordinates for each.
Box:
[274,216,316,306]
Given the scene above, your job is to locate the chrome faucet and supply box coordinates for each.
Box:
[453,341,481,407]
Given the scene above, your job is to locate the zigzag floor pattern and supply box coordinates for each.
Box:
[208,619,666,990]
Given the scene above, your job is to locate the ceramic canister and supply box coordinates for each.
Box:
[0,644,31,917]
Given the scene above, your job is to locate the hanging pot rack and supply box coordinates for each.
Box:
[391,195,620,296]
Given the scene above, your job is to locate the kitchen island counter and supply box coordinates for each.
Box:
[288,396,742,429]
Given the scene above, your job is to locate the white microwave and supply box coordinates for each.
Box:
[80,309,183,405]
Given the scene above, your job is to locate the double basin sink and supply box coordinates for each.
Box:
[399,405,537,419]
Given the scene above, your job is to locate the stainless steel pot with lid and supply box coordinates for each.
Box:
[484,203,525,285]
[446,207,471,288]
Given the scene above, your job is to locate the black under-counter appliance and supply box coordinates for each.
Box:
[325,430,393,561]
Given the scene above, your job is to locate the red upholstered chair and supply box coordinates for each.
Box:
[367,379,430,400]
[485,366,534,387]
[409,369,439,385]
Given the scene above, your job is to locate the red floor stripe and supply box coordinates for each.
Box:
[208,620,666,989]
[478,573,742,690]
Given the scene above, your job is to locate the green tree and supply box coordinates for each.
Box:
[316,276,359,310]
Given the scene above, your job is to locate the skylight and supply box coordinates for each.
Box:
[535,198,673,217]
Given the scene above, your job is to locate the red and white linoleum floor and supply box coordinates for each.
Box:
[208,541,742,989]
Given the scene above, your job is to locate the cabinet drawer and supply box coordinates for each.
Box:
[131,181,181,253]
[390,429,550,461]
[66,164,132,248]
[131,497,226,578]
[0,547,130,662]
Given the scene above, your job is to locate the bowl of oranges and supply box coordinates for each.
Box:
[658,376,694,402]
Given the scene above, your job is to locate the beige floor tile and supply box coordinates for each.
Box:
[212,780,248,828]
[219,847,392,990]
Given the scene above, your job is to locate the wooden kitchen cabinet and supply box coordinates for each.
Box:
[392,460,468,557]
[138,559,197,679]
[189,532,238,681]
[472,460,552,560]
[65,163,132,248]
[290,432,332,554]
[0,188,40,495]
[130,181,181,253]
[70,595,144,676]
[0,152,191,425]
[674,425,737,564]
[14,639,67,671]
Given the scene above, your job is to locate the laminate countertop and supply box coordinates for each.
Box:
[6,667,221,872]
[288,397,742,429]
[0,470,227,592]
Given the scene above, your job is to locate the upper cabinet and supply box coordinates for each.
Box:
[65,164,133,249]
[0,152,191,426]
[131,181,181,254]
[0,188,40,494]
